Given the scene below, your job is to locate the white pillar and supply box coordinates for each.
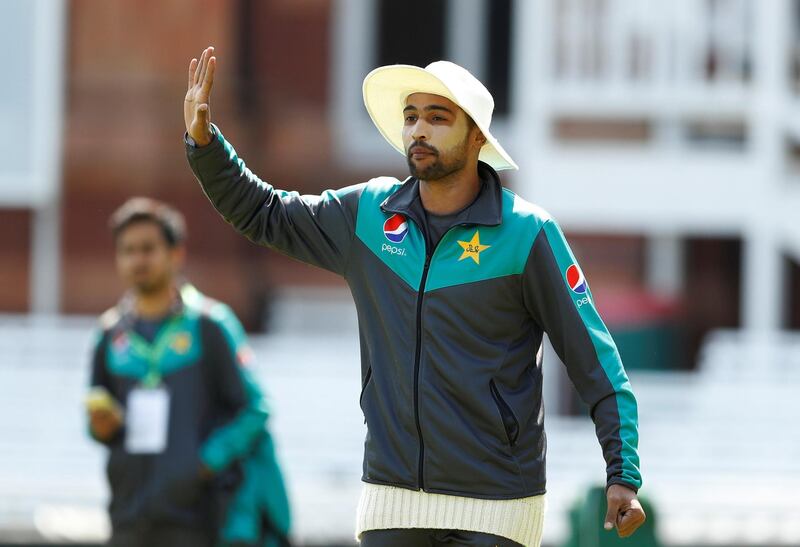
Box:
[742,0,790,331]
[511,0,555,197]
[742,230,783,331]
[447,0,487,79]
[30,198,62,314]
[29,0,67,314]
[646,234,684,298]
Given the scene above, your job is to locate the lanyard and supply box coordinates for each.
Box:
[126,317,184,388]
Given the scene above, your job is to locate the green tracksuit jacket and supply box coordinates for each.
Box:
[186,126,642,499]
[89,284,291,545]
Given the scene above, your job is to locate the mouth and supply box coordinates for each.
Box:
[131,269,152,280]
[408,146,436,160]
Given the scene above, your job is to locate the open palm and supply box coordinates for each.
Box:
[184,46,216,146]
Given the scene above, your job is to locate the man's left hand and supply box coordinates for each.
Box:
[604,484,646,537]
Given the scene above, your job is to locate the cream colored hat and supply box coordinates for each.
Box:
[362,61,518,171]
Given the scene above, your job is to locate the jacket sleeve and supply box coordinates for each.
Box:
[185,125,363,275]
[199,307,271,473]
[522,218,642,492]
[88,330,124,446]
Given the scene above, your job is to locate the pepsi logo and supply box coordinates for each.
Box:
[566,264,587,294]
[383,214,409,244]
[112,332,129,351]
[237,346,255,368]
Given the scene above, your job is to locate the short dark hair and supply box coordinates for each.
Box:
[109,197,186,247]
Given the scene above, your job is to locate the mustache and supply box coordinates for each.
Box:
[406,140,439,156]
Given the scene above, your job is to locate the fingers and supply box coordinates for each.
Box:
[193,48,206,87]
[188,58,198,90]
[90,407,120,423]
[198,46,214,89]
[616,505,646,537]
[605,484,643,535]
[201,56,216,97]
[191,46,213,88]
[603,496,620,531]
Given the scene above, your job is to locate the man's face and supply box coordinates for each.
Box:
[115,221,183,294]
[402,93,482,181]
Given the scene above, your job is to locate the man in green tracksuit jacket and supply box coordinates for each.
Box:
[183,48,645,546]
[87,197,290,547]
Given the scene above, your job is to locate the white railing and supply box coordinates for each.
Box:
[552,0,753,88]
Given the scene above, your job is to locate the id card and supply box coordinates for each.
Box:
[125,387,170,454]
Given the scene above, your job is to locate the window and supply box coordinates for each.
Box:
[0,0,65,206]
[376,0,447,68]
[486,0,513,115]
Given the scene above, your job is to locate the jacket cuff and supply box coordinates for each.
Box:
[606,477,640,494]
[199,442,228,473]
[184,124,222,158]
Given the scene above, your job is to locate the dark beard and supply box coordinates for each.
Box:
[133,273,172,296]
[406,138,468,181]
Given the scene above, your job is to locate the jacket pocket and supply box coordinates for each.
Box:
[359,367,373,423]
[490,380,520,447]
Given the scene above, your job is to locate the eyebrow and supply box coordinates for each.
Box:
[403,104,455,114]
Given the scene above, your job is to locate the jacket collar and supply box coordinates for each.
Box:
[380,161,503,228]
[114,283,188,332]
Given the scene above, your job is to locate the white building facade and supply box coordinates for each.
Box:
[333,0,800,340]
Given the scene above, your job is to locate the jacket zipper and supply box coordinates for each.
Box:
[413,253,432,490]
[411,222,473,490]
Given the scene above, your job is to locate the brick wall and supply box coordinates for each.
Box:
[58,0,367,328]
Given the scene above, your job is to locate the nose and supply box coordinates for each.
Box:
[410,119,429,142]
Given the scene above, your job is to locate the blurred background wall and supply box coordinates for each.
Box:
[59,0,352,327]
[3,0,800,367]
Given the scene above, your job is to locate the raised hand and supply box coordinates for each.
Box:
[184,46,216,146]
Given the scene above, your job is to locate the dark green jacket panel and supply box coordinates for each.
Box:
[91,339,215,529]
[348,237,421,488]
[185,125,363,275]
[197,315,266,473]
[419,276,546,498]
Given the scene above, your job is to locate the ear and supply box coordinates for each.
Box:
[171,245,187,269]
[473,127,487,148]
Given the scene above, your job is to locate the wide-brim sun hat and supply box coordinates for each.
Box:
[362,61,518,171]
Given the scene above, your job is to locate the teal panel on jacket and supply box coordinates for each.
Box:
[425,190,547,292]
[219,433,291,544]
[355,178,427,290]
[105,314,202,381]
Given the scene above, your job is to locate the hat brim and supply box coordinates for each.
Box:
[362,65,518,171]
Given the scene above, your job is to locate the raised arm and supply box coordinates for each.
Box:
[182,47,363,275]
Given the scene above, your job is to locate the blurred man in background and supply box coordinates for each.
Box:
[86,197,291,547]
[184,46,644,546]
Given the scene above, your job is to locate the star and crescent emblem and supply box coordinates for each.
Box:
[457,231,491,265]
[171,332,192,354]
